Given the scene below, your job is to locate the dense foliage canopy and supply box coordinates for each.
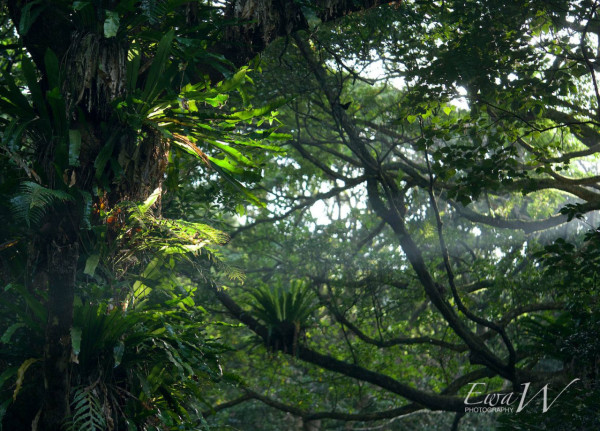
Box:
[1,0,599,430]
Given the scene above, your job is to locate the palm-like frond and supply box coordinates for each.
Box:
[249,280,317,330]
[10,181,74,227]
[65,387,106,431]
[70,304,227,429]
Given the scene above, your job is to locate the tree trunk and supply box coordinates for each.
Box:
[40,240,79,430]
[222,0,395,67]
[303,419,321,431]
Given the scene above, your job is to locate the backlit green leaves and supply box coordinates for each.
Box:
[118,33,287,207]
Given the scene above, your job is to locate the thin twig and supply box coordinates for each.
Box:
[421,119,517,371]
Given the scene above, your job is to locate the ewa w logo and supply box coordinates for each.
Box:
[463,379,581,414]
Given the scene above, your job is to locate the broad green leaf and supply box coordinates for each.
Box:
[126,49,141,93]
[266,132,292,141]
[84,254,100,276]
[79,190,92,229]
[160,243,206,255]
[113,341,125,367]
[94,134,117,180]
[72,1,90,10]
[208,156,245,174]
[19,0,45,35]
[205,94,228,107]
[68,129,82,167]
[210,162,265,207]
[44,49,60,90]
[0,76,32,116]
[104,10,120,38]
[142,30,175,102]
[132,257,162,304]
[209,140,254,166]
[139,187,161,213]
[0,398,10,431]
[71,327,82,357]
[21,57,48,119]
[217,67,249,93]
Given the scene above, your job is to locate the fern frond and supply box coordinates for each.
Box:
[10,181,74,227]
[140,0,169,25]
[65,387,106,431]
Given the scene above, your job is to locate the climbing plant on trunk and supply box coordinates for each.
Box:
[0,1,394,429]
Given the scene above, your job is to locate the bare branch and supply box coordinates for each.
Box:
[213,287,468,411]
[423,137,517,370]
[229,176,366,239]
[203,394,253,418]
[315,281,466,352]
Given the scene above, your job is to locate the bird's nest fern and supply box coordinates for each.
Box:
[249,280,318,353]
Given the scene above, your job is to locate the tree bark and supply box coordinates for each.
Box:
[222,0,395,66]
[40,240,79,430]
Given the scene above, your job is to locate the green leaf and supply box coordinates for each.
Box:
[0,74,32,116]
[161,243,205,255]
[68,129,82,167]
[226,100,285,122]
[139,187,161,214]
[113,341,125,367]
[210,162,265,207]
[94,134,117,180]
[21,57,48,119]
[126,50,141,93]
[208,156,245,174]
[79,190,93,229]
[19,0,45,36]
[11,182,74,227]
[72,1,90,10]
[142,30,175,103]
[0,397,12,431]
[132,257,162,304]
[266,132,292,141]
[217,67,249,93]
[84,254,100,277]
[104,10,120,38]
[1,323,25,344]
[71,327,82,357]
[205,93,228,107]
[209,140,254,166]
[44,49,60,90]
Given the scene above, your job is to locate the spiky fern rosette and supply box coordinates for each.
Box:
[249,280,317,353]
